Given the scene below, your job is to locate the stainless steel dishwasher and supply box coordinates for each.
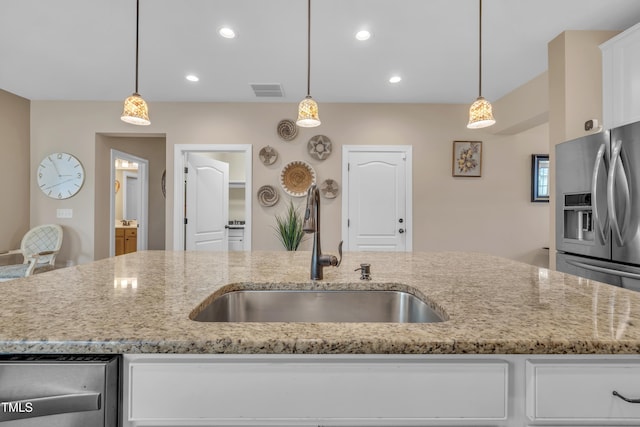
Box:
[0,354,120,427]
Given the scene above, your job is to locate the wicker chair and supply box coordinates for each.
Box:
[0,224,63,282]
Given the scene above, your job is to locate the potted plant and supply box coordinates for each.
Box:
[273,200,306,251]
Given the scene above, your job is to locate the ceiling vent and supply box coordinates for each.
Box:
[250,83,284,98]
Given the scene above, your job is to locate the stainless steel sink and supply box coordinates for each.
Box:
[191,290,444,323]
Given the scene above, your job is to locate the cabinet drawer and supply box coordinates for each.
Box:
[125,229,137,237]
[526,360,640,423]
[128,358,508,423]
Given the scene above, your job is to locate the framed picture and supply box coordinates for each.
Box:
[452,141,482,177]
[531,154,549,202]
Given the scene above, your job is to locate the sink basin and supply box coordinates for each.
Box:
[191,290,444,323]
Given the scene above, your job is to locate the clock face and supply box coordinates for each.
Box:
[37,152,85,199]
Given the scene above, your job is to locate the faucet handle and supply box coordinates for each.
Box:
[335,240,343,267]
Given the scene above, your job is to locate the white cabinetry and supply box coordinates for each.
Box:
[124,355,508,426]
[227,227,244,251]
[526,360,640,425]
[123,354,640,427]
[601,22,640,129]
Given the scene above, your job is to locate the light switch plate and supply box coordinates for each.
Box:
[56,208,73,219]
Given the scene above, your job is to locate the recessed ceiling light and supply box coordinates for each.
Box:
[185,74,199,82]
[389,75,402,84]
[218,27,236,39]
[355,30,371,41]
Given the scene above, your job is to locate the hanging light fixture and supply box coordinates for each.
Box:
[121,0,150,126]
[296,0,321,127]
[467,0,495,129]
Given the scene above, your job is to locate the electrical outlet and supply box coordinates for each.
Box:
[56,208,73,219]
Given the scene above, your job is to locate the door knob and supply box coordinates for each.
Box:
[399,228,405,234]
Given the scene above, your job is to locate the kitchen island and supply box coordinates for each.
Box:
[1,251,640,426]
[0,250,638,354]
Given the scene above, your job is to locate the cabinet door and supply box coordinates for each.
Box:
[127,359,508,424]
[601,22,640,129]
[115,229,125,256]
[526,360,640,424]
[124,229,137,254]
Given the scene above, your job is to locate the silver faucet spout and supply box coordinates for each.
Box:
[303,184,342,280]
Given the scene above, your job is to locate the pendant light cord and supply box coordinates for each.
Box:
[135,0,140,94]
[306,0,311,97]
[478,0,482,97]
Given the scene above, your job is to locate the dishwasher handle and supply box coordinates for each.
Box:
[0,392,101,422]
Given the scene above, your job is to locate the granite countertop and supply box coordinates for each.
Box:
[1,250,640,355]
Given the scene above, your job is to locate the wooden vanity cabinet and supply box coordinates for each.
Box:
[115,228,137,255]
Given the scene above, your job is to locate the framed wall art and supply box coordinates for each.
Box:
[452,141,482,177]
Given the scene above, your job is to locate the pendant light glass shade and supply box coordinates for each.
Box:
[467,96,495,129]
[296,0,320,128]
[467,0,495,129]
[121,0,150,126]
[297,95,321,127]
[121,93,150,125]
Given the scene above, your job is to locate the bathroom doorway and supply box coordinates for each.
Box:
[110,150,149,256]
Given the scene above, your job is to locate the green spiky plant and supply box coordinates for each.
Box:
[273,200,306,251]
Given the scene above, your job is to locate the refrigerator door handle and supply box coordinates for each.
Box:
[608,139,631,246]
[592,143,609,244]
[566,259,640,281]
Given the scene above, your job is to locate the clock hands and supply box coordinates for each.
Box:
[48,156,63,177]
[43,177,79,191]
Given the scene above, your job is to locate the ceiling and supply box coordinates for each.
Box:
[2,0,640,105]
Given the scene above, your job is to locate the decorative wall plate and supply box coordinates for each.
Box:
[320,179,339,199]
[257,185,279,207]
[280,161,316,197]
[308,135,332,160]
[277,119,298,141]
[259,145,278,165]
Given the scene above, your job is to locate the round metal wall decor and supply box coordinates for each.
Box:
[280,161,316,197]
[277,119,298,141]
[308,135,332,160]
[257,185,279,207]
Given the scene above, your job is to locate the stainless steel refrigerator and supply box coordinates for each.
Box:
[556,120,640,291]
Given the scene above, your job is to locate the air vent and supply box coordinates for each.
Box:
[250,83,284,98]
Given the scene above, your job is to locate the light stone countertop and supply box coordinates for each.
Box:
[1,250,640,355]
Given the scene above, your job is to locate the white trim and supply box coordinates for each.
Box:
[110,150,149,256]
[173,144,252,251]
[341,145,413,252]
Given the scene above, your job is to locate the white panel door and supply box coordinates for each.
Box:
[185,154,229,251]
[346,150,408,251]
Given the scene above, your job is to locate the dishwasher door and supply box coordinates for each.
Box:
[0,355,120,427]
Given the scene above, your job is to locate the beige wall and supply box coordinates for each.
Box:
[548,30,619,269]
[29,99,549,267]
[0,89,30,262]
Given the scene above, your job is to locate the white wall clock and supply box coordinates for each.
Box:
[37,152,85,199]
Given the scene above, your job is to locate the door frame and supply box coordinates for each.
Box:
[341,145,413,251]
[109,150,149,256]
[173,144,252,251]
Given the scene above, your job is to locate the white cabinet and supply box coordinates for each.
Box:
[526,360,640,425]
[122,354,640,427]
[124,355,508,426]
[227,227,244,251]
[601,22,640,129]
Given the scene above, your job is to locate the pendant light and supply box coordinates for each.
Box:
[296,0,321,127]
[467,0,495,129]
[121,0,150,126]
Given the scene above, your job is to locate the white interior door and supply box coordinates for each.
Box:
[185,153,229,251]
[343,147,412,251]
